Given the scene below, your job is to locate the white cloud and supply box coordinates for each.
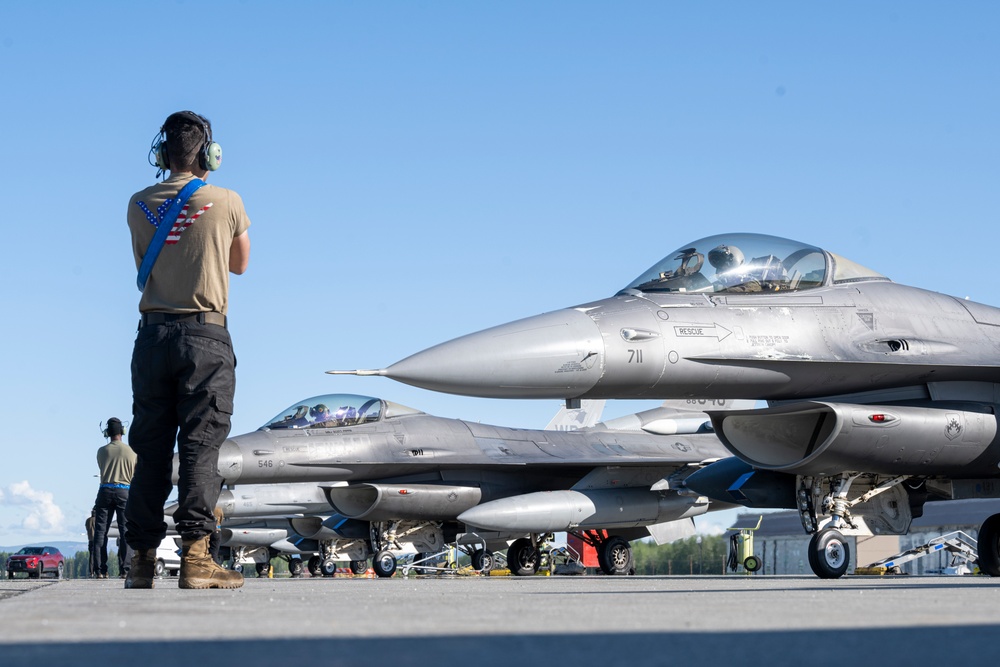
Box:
[1,481,66,534]
[694,508,739,536]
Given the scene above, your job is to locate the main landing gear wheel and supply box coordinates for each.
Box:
[320,558,338,577]
[507,538,540,577]
[743,555,762,573]
[808,528,850,579]
[255,562,270,577]
[412,552,430,575]
[349,559,368,575]
[308,556,322,576]
[597,536,634,576]
[372,550,397,578]
[288,559,304,577]
[977,514,1000,576]
[471,549,494,573]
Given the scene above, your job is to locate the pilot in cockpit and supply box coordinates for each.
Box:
[708,244,751,289]
[309,404,333,426]
[709,244,786,293]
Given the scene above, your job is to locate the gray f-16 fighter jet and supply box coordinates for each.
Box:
[214,392,741,576]
[334,232,1000,579]
[333,232,1000,400]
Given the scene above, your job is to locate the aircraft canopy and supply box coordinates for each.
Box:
[623,233,887,295]
[261,393,422,430]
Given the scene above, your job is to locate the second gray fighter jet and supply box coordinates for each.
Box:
[214,392,741,576]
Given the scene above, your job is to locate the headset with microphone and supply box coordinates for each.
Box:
[148,110,222,177]
[101,417,127,439]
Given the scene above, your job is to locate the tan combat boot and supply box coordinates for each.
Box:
[124,549,156,589]
[179,535,244,589]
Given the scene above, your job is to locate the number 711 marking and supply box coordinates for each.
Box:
[628,349,643,363]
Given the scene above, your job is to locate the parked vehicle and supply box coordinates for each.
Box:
[154,537,181,577]
[7,546,64,579]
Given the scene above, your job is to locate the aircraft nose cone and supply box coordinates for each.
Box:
[217,438,245,481]
[384,308,604,398]
[217,431,275,482]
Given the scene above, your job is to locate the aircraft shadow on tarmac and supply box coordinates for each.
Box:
[3,627,992,667]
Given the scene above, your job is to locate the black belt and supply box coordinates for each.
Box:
[139,312,227,329]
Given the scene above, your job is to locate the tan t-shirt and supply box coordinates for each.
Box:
[128,173,251,315]
[97,440,137,486]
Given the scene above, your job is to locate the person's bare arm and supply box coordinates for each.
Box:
[230,231,250,275]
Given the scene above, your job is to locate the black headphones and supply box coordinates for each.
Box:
[102,418,126,438]
[149,110,223,175]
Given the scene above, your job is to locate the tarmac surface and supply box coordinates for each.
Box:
[1,573,998,666]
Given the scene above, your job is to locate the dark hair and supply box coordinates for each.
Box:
[164,113,209,171]
[106,418,124,437]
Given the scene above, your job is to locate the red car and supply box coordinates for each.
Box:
[6,546,64,579]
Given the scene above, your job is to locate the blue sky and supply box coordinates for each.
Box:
[0,1,997,544]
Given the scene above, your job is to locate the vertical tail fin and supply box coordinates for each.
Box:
[544,400,606,431]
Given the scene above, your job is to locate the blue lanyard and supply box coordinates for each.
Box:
[136,178,206,292]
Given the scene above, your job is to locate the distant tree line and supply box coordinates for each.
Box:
[631,535,731,575]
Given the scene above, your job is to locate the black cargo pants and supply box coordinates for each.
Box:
[93,486,130,575]
[125,320,234,550]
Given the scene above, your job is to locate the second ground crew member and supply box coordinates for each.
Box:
[93,417,136,579]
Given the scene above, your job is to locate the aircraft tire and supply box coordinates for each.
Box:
[349,559,368,575]
[308,556,322,576]
[372,550,397,578]
[598,536,633,576]
[507,538,539,576]
[288,559,304,577]
[977,514,1000,576]
[471,549,494,573]
[255,562,270,577]
[320,558,338,577]
[412,552,429,575]
[808,528,850,579]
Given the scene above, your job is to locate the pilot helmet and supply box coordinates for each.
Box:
[708,245,745,271]
[310,404,329,417]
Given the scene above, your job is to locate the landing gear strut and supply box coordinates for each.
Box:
[796,473,909,579]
